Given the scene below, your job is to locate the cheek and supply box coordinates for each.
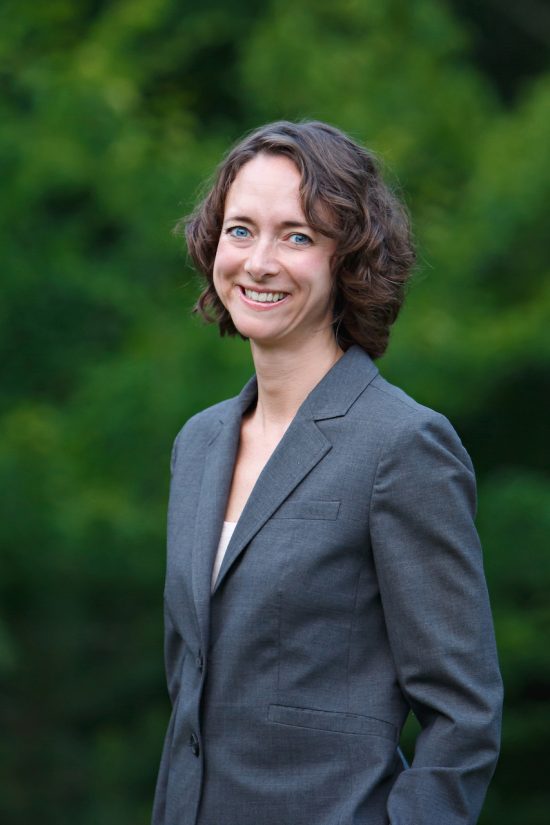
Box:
[213,241,241,288]
[310,257,335,304]
[212,247,228,299]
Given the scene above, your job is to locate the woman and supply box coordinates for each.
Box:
[153,121,503,825]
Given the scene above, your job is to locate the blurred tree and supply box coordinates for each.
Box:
[448,0,550,104]
[0,1,548,823]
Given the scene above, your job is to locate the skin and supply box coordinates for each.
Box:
[212,153,344,522]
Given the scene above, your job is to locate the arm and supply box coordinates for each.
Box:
[163,599,186,707]
[164,431,186,707]
[369,410,503,825]
[151,435,186,824]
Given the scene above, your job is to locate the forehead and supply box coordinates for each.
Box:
[224,154,304,217]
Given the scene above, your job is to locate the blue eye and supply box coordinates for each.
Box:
[228,226,250,238]
[289,232,311,245]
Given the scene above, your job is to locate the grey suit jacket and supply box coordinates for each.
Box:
[152,345,503,825]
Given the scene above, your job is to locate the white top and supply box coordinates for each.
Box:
[211,521,237,591]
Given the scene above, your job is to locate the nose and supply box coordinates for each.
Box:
[245,238,280,281]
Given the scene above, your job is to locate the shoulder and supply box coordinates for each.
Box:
[169,395,237,471]
[356,371,474,474]
[178,396,234,439]
[366,372,447,425]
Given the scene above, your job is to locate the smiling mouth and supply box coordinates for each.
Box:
[240,287,288,303]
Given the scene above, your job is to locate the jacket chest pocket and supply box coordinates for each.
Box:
[271,499,365,615]
[271,499,341,521]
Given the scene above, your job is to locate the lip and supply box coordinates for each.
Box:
[238,285,290,310]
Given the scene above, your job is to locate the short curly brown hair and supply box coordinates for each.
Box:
[183,120,415,359]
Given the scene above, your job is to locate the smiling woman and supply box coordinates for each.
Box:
[153,121,503,825]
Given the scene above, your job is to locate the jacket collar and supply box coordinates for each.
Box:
[217,345,379,426]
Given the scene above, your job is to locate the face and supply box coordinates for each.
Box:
[212,153,337,351]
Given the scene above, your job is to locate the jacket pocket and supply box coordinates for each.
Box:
[268,704,397,742]
[271,499,340,520]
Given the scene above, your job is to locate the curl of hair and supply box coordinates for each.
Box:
[180,120,415,359]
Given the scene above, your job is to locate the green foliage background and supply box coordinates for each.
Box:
[1,1,548,822]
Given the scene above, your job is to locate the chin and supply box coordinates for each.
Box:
[229,311,272,338]
[234,324,275,343]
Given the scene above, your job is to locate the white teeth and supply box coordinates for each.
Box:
[244,289,286,303]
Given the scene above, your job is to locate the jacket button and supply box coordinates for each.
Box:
[196,651,204,673]
[189,733,200,757]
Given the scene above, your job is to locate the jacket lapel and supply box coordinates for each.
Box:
[212,414,332,594]
[211,346,379,595]
[191,376,257,649]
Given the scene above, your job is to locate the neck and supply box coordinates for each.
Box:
[248,335,344,434]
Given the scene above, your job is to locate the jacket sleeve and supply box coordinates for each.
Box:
[151,435,187,825]
[369,409,503,825]
[164,431,186,707]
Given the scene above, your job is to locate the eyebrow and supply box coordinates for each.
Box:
[223,214,312,230]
